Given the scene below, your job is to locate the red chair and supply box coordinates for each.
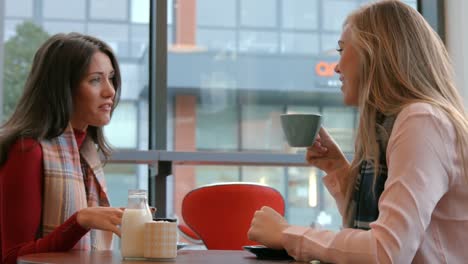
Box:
[177,223,204,245]
[181,182,285,250]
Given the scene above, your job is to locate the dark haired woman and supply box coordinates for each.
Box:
[0,33,124,264]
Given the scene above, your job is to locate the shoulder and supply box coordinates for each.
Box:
[7,137,43,158]
[394,102,453,132]
[398,102,442,117]
[389,102,457,164]
[1,138,43,178]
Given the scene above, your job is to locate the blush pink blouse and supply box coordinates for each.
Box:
[281,103,468,263]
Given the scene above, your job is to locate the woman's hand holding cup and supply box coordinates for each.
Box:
[77,207,124,236]
[280,113,349,174]
[306,127,350,174]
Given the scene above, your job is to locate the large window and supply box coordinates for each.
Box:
[166,0,420,230]
[1,0,435,241]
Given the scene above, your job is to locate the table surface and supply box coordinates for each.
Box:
[18,250,299,264]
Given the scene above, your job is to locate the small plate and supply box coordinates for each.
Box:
[177,242,188,250]
[243,245,294,260]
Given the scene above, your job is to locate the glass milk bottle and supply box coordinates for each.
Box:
[121,189,153,259]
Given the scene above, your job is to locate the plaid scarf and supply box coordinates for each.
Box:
[347,114,396,230]
[40,125,113,250]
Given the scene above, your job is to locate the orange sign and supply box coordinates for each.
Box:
[315,61,338,77]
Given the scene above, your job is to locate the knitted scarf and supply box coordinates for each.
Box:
[346,114,396,230]
[40,125,113,250]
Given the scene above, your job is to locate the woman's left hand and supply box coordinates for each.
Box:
[247,206,290,249]
[77,207,124,236]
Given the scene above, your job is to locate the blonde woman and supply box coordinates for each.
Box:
[248,1,468,263]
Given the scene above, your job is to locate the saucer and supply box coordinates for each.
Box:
[177,242,188,250]
[243,245,294,260]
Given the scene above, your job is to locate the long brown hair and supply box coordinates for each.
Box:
[0,33,121,165]
[342,0,468,219]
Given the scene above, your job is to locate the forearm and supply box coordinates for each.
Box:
[282,226,376,263]
[322,166,351,217]
[4,213,89,264]
[0,139,89,264]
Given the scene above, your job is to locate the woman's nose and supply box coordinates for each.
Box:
[103,79,116,98]
[334,63,340,74]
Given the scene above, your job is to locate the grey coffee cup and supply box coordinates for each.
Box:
[280,114,322,147]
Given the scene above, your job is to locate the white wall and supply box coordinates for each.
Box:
[445,0,468,106]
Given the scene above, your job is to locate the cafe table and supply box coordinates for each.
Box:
[17,249,302,264]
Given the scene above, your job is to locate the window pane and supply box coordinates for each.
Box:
[197,0,236,27]
[322,107,356,153]
[197,29,236,51]
[242,166,285,196]
[43,0,86,20]
[281,32,319,55]
[288,167,341,229]
[90,0,128,21]
[321,33,341,54]
[240,0,276,28]
[241,104,283,151]
[282,0,318,30]
[5,0,33,18]
[3,19,24,41]
[195,166,239,186]
[197,100,238,150]
[43,22,86,34]
[87,23,129,57]
[131,0,150,23]
[1,21,50,119]
[402,1,418,9]
[322,0,358,31]
[104,164,145,207]
[287,106,320,115]
[105,102,138,149]
[239,30,278,53]
[130,24,149,57]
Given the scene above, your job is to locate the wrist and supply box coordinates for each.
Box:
[322,161,350,176]
[76,209,90,229]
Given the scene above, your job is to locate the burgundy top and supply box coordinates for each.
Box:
[0,130,90,264]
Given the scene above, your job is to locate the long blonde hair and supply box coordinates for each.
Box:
[343,0,468,219]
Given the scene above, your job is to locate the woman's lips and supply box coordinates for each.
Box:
[99,103,113,111]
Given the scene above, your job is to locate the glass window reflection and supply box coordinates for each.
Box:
[197,0,236,27]
[240,0,276,28]
[282,0,319,30]
[322,1,359,31]
[5,0,33,18]
[90,0,127,21]
[43,0,86,20]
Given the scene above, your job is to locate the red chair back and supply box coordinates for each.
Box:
[182,182,285,250]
